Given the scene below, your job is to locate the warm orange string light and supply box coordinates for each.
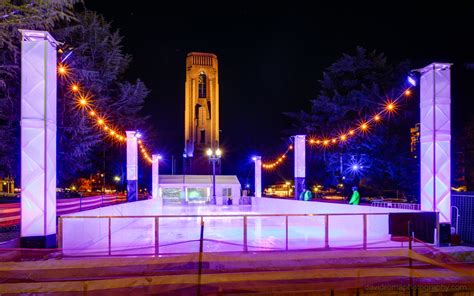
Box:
[262,87,413,170]
[58,64,68,76]
[58,61,155,164]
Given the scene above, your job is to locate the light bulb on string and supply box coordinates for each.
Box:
[359,121,369,133]
[58,64,68,77]
[70,83,80,93]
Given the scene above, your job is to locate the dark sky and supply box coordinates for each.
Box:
[85,2,474,185]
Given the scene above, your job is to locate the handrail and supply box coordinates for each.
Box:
[61,212,392,219]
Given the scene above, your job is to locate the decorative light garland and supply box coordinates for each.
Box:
[261,87,413,170]
[57,63,156,164]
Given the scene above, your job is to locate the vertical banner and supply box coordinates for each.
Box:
[152,154,160,201]
[20,30,58,248]
[294,135,306,200]
[254,156,262,198]
[419,63,451,223]
[126,131,138,202]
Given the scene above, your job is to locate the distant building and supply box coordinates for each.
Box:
[410,123,420,158]
[453,151,467,192]
[264,182,292,197]
[0,177,14,194]
[159,175,240,205]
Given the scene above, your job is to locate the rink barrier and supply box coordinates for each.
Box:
[58,212,436,256]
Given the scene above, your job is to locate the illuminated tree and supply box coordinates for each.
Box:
[0,3,152,186]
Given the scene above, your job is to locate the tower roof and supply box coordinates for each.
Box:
[187,52,217,58]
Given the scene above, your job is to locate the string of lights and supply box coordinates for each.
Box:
[57,62,156,164]
[261,87,413,170]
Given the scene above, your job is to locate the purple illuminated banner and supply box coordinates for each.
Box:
[419,63,452,223]
[20,30,58,247]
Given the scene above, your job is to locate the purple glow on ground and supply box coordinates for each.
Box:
[61,198,420,256]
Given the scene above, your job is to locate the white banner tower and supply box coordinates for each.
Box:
[20,30,58,248]
[419,63,452,223]
[294,135,306,200]
[152,154,162,204]
[253,156,262,198]
[126,131,138,202]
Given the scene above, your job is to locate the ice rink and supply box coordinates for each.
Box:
[60,197,419,256]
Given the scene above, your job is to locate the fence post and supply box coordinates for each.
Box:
[436,212,440,246]
[243,216,248,252]
[324,215,329,249]
[108,217,112,256]
[285,215,289,251]
[57,217,63,250]
[197,216,205,296]
[363,214,367,250]
[408,220,413,296]
[155,217,159,255]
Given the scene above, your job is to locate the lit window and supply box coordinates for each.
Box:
[198,72,207,98]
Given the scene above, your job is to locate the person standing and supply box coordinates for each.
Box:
[349,186,360,205]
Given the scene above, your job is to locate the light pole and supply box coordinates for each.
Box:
[114,176,120,204]
[207,148,222,205]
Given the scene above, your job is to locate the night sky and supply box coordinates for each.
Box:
[85,2,474,186]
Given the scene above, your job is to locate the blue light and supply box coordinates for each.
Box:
[61,50,73,63]
[352,165,359,170]
[252,156,257,161]
[408,76,416,86]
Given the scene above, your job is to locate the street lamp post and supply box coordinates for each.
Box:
[207,148,222,205]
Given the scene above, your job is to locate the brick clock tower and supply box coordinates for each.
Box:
[183,52,220,174]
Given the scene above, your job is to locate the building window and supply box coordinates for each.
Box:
[223,188,232,197]
[200,130,205,144]
[198,72,207,98]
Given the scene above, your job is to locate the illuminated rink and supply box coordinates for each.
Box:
[61,198,419,256]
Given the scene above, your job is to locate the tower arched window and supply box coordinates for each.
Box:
[198,72,207,98]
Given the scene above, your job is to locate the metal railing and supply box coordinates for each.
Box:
[57,212,407,255]
[371,201,420,210]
